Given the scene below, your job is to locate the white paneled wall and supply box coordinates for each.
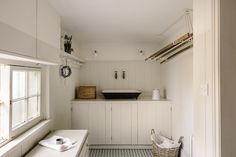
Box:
[49,28,81,130]
[159,12,193,157]
[161,50,193,157]
[79,61,161,97]
[50,64,80,129]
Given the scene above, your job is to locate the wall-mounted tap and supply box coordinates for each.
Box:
[122,71,126,79]
[114,71,118,79]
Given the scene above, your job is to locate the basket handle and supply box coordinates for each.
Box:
[151,129,155,135]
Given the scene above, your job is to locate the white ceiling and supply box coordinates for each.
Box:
[49,0,192,42]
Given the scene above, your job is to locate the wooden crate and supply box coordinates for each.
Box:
[77,86,96,99]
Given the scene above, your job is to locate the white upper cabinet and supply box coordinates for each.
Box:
[0,0,61,64]
[0,0,37,57]
[36,0,61,63]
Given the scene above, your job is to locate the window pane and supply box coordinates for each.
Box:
[12,100,26,128]
[28,96,39,119]
[12,71,26,99]
[28,71,40,96]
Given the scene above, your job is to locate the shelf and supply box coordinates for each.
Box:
[60,51,85,64]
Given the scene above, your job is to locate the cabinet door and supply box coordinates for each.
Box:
[72,102,106,145]
[89,103,106,144]
[137,102,157,144]
[71,103,89,130]
[36,0,61,63]
[137,102,172,144]
[0,0,36,57]
[111,102,132,144]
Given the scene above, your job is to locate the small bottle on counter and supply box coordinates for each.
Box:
[152,88,161,100]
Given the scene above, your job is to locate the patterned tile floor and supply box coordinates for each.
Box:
[89,149,152,157]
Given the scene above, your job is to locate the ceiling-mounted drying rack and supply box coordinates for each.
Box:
[146,9,193,64]
[145,33,193,64]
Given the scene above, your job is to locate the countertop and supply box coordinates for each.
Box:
[72,97,170,103]
[25,130,88,157]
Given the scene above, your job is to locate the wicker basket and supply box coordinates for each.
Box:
[151,129,183,157]
[77,86,96,99]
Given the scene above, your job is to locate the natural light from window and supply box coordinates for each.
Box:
[0,65,42,146]
[11,70,41,129]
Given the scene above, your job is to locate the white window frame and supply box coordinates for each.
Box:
[0,65,43,141]
[0,100,7,145]
[10,66,42,138]
[0,65,11,145]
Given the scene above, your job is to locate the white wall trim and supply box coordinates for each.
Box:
[213,0,221,156]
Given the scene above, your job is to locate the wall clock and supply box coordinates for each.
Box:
[60,65,72,78]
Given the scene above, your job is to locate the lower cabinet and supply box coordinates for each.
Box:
[88,103,106,144]
[71,102,106,145]
[111,102,134,144]
[72,101,172,145]
[137,102,172,144]
[79,138,89,157]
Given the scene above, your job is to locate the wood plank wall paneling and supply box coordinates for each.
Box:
[79,61,161,97]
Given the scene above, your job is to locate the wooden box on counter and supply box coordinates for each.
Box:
[77,86,96,99]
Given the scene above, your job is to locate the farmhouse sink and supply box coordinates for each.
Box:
[102,90,142,99]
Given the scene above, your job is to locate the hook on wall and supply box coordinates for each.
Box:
[139,50,144,56]
[122,71,126,79]
[94,50,98,57]
[114,71,118,79]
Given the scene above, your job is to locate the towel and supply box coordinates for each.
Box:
[39,136,77,152]
[159,136,180,149]
[151,132,180,149]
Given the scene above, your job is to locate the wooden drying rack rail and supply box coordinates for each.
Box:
[145,33,193,64]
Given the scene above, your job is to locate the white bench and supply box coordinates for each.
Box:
[25,130,89,157]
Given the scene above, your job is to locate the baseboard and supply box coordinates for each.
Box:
[89,144,152,149]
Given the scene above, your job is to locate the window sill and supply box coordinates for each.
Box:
[0,139,9,148]
[0,120,51,156]
[11,115,42,138]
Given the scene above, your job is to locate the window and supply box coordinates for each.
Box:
[11,68,41,129]
[0,65,42,144]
